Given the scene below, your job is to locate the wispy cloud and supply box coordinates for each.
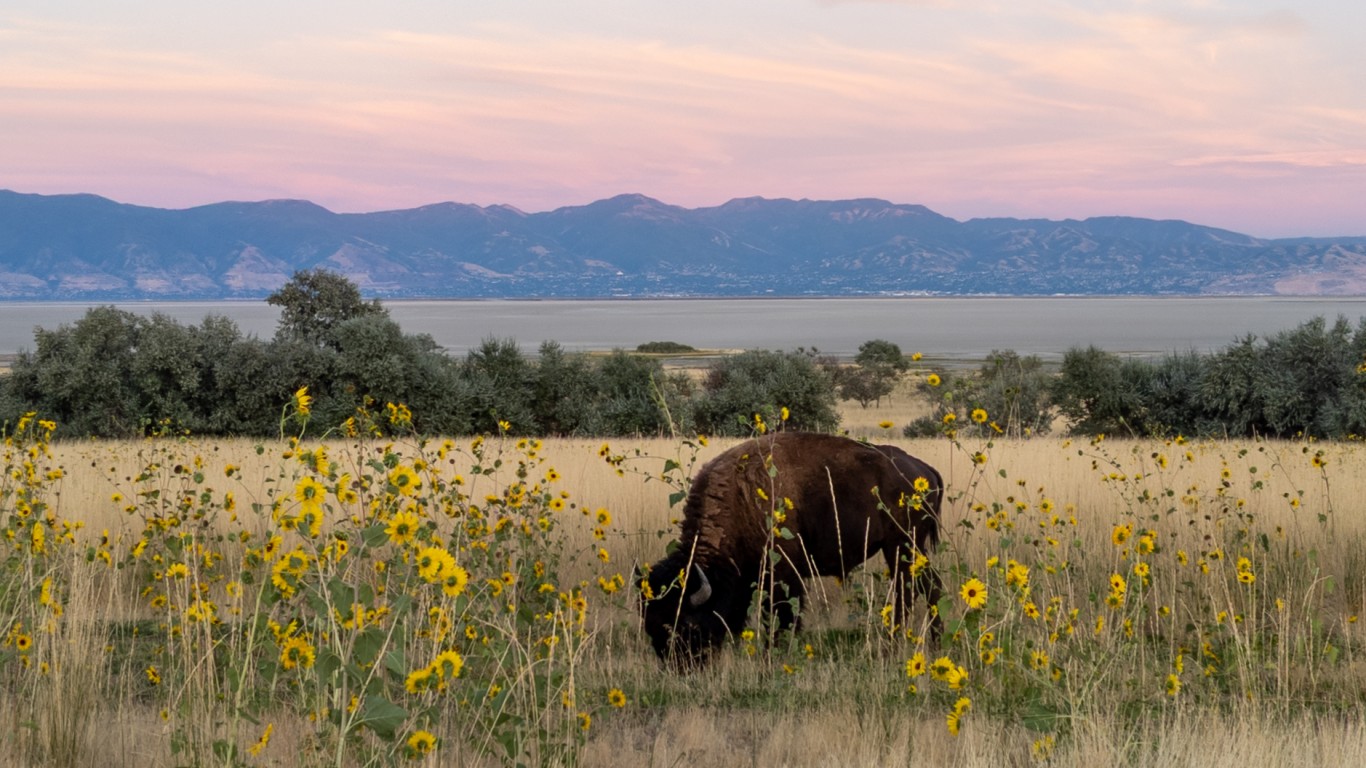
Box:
[0,2,1362,236]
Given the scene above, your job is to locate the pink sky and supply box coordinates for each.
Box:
[2,1,1364,237]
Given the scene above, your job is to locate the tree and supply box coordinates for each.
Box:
[1051,346,1151,436]
[591,350,676,436]
[6,306,145,437]
[460,338,536,433]
[855,339,909,373]
[691,350,839,436]
[844,339,909,407]
[267,269,388,347]
[530,341,601,435]
[838,367,894,409]
[968,350,1054,436]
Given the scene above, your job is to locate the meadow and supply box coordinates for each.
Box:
[2,390,1366,767]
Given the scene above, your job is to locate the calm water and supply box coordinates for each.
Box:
[3,297,1366,362]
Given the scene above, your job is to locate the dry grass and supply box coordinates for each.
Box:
[7,395,1366,766]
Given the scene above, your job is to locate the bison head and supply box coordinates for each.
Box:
[637,558,732,671]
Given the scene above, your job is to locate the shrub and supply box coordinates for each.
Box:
[634,341,695,354]
[691,350,839,435]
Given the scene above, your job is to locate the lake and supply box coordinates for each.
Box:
[3,297,1366,362]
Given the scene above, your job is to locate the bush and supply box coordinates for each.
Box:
[635,341,696,354]
[691,350,839,436]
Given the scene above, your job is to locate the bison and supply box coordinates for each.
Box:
[638,431,943,670]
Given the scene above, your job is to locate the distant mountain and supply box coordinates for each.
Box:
[2,189,1364,299]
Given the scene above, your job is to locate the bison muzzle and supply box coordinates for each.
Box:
[638,431,943,670]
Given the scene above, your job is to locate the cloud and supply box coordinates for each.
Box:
[0,4,1361,236]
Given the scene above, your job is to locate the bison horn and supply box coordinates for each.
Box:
[688,563,713,607]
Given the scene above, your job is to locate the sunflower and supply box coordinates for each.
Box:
[1165,673,1182,697]
[416,546,456,583]
[431,650,463,680]
[608,688,627,708]
[405,667,435,694]
[946,696,971,735]
[406,730,437,758]
[279,635,316,671]
[293,387,312,417]
[388,465,421,497]
[1109,573,1127,596]
[913,476,931,493]
[905,652,927,678]
[295,476,326,516]
[959,578,988,611]
[385,510,421,547]
[442,565,470,598]
[929,655,956,681]
[926,373,941,387]
[1111,524,1132,548]
[970,408,988,424]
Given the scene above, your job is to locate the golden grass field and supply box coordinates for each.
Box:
[4,390,1366,767]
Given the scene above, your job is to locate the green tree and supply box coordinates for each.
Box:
[590,350,678,436]
[329,315,471,434]
[968,350,1054,436]
[531,341,601,435]
[855,339,909,373]
[1051,346,1151,436]
[6,306,145,437]
[461,338,537,434]
[844,338,909,407]
[691,350,839,436]
[267,268,388,347]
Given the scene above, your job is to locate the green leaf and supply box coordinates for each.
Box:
[316,649,343,679]
[384,648,408,678]
[668,490,687,509]
[358,695,407,741]
[1020,697,1061,733]
[212,739,236,762]
[362,524,390,548]
[327,577,355,609]
[354,628,386,665]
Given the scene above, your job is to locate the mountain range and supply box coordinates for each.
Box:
[2,189,1365,299]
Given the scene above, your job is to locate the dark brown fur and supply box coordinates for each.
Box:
[639,431,943,669]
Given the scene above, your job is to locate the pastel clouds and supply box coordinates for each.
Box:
[0,1,1362,237]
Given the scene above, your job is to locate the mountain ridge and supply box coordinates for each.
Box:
[2,189,1364,299]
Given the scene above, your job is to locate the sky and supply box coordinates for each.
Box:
[2,1,1364,238]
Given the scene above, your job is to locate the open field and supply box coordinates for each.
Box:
[3,396,1366,766]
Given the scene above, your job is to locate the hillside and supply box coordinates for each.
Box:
[2,190,1364,299]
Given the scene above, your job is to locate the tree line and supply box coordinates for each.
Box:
[0,271,847,438]
[2,270,1364,440]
